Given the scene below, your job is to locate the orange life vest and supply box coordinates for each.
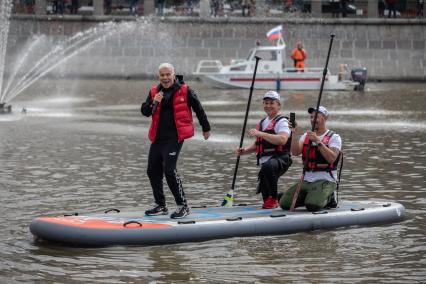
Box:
[148,84,194,143]
[291,48,307,69]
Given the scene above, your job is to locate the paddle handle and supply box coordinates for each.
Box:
[290,34,335,212]
[310,34,335,132]
[230,56,261,190]
[290,173,304,211]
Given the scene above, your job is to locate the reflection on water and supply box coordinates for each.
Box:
[0,80,425,283]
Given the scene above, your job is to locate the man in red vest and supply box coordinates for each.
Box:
[141,63,211,219]
[280,106,342,212]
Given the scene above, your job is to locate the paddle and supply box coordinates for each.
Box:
[222,56,261,207]
[289,34,335,211]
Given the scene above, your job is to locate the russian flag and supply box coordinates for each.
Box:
[266,25,283,41]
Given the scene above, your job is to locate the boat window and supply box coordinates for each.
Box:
[230,65,247,71]
[253,50,277,61]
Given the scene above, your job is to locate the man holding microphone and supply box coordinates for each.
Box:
[141,63,211,219]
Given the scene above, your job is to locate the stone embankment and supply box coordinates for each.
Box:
[7,15,426,81]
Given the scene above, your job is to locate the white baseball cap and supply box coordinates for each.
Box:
[263,91,280,101]
[308,106,329,117]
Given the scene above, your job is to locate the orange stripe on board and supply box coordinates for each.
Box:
[37,217,171,230]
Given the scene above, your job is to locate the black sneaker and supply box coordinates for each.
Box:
[170,205,191,219]
[145,205,168,216]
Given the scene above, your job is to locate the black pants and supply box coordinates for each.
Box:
[258,154,292,201]
[147,141,186,207]
[388,4,396,18]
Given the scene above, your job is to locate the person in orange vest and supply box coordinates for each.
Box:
[141,63,211,219]
[291,41,307,70]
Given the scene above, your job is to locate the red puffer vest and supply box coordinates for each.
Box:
[148,84,194,143]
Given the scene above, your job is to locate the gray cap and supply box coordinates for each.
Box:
[308,106,329,117]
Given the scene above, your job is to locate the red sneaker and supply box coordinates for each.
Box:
[262,196,278,209]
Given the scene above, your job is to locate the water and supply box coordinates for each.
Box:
[0,80,425,283]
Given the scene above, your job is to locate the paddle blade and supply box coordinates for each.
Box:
[221,190,234,207]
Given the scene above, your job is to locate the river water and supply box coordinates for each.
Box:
[0,80,425,283]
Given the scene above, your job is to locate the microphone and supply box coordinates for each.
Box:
[152,91,163,115]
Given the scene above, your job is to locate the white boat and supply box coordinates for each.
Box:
[194,39,364,91]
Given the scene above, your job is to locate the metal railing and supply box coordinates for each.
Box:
[10,0,425,18]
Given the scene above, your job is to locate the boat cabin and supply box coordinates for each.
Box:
[228,43,286,74]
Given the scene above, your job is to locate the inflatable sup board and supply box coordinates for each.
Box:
[30,200,405,247]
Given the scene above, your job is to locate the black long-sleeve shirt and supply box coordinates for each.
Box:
[141,81,211,144]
